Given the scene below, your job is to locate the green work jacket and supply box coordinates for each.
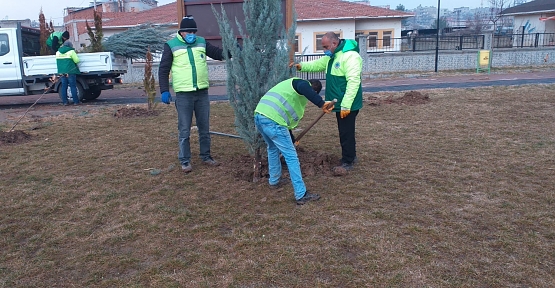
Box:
[56,46,80,75]
[300,39,363,112]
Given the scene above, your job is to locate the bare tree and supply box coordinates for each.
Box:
[488,0,511,35]
[466,10,488,35]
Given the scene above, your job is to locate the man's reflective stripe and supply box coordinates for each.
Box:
[264,92,299,122]
[171,43,206,53]
[259,99,291,126]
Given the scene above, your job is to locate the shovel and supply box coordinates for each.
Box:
[294,99,337,146]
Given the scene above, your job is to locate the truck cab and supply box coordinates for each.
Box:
[0,25,40,96]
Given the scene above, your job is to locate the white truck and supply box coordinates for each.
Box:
[0,23,126,102]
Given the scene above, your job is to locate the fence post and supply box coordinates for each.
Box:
[412,36,417,52]
[484,33,492,50]
[357,35,369,74]
[521,29,525,48]
[535,33,540,47]
[459,36,463,50]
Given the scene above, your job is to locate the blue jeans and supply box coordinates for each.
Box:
[175,89,211,164]
[254,113,306,200]
[60,74,79,104]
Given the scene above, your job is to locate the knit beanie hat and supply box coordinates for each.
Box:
[62,31,70,40]
[179,15,197,32]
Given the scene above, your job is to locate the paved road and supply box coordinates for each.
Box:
[1,71,554,123]
[360,71,555,92]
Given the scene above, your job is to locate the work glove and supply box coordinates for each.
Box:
[322,101,335,113]
[289,62,301,71]
[161,91,173,104]
[340,108,351,119]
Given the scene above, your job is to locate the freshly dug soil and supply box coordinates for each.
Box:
[114,107,160,118]
[229,148,337,182]
[368,90,430,106]
[0,130,33,145]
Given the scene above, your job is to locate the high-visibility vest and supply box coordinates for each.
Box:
[166,35,209,92]
[255,78,309,129]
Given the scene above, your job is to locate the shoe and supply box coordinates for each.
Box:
[336,162,354,171]
[202,157,220,166]
[181,162,192,173]
[269,178,290,190]
[296,191,321,205]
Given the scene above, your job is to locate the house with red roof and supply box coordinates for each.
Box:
[67,0,412,53]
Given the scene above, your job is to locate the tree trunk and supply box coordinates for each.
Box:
[252,148,262,183]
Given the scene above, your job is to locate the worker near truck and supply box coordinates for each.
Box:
[254,78,335,205]
[47,31,70,54]
[56,40,80,105]
[158,15,226,173]
[290,32,363,172]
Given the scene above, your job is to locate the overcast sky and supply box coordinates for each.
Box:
[3,0,488,26]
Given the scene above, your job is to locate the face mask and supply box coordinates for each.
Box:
[184,34,196,44]
[324,50,333,57]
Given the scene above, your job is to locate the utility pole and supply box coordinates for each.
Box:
[177,0,186,23]
[286,0,295,63]
[434,0,441,72]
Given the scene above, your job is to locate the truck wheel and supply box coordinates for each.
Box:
[59,82,85,103]
[84,87,101,100]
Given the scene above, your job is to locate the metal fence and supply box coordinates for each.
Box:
[361,35,485,53]
[294,54,327,80]
[493,33,555,48]
[362,33,555,52]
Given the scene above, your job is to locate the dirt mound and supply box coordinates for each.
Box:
[0,130,33,145]
[230,149,336,182]
[114,107,159,118]
[368,90,430,106]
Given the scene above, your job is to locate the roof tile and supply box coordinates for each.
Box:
[103,0,412,27]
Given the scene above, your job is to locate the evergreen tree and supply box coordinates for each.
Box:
[213,0,296,182]
[103,24,173,60]
[395,4,409,28]
[85,10,104,52]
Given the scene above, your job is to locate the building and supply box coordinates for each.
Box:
[64,0,159,48]
[502,0,555,33]
[99,0,412,54]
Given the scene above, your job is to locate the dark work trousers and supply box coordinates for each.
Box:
[336,109,359,164]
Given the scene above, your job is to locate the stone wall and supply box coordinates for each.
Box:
[121,48,555,83]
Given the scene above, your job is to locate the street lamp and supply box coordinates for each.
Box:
[434,0,441,72]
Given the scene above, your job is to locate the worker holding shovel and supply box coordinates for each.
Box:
[254,78,335,205]
[291,32,363,171]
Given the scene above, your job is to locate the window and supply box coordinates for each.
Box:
[355,29,395,50]
[314,31,342,52]
[368,32,378,48]
[383,31,392,47]
[294,34,301,53]
[0,34,9,56]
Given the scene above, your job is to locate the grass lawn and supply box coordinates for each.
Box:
[1,84,555,287]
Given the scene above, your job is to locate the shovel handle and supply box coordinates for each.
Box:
[294,99,337,146]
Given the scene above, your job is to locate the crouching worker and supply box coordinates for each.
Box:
[254,78,335,205]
